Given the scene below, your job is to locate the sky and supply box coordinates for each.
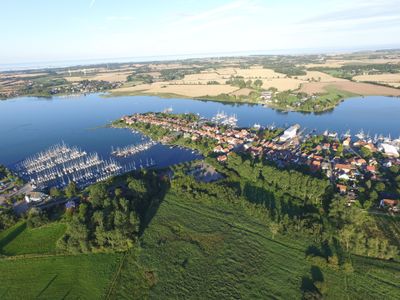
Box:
[0,0,399,64]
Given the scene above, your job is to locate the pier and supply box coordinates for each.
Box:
[111,140,156,158]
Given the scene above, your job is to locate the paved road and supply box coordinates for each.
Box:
[0,183,32,204]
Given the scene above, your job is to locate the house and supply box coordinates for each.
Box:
[65,200,76,210]
[379,143,399,158]
[217,155,227,162]
[343,138,351,147]
[260,91,273,101]
[337,184,347,194]
[25,191,49,203]
[335,164,354,173]
[380,199,399,207]
[279,124,300,142]
[213,145,224,153]
[366,165,376,173]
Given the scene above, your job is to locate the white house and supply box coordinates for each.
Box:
[379,143,399,158]
[25,192,49,203]
[280,124,300,142]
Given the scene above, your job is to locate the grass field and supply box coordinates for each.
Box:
[0,253,120,299]
[0,221,121,299]
[109,188,400,299]
[374,215,400,248]
[0,222,66,256]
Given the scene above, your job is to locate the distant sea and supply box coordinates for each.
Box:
[2,45,399,72]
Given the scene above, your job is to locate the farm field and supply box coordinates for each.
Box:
[299,81,400,96]
[0,222,66,256]
[0,253,120,299]
[109,187,400,299]
[111,82,239,98]
[64,70,133,82]
[353,73,400,88]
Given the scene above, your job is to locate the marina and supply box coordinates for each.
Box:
[16,143,124,189]
[211,111,238,127]
[111,140,157,158]
[1,94,400,172]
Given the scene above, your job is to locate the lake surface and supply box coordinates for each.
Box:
[0,94,399,168]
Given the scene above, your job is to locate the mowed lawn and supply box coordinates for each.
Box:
[0,253,121,299]
[0,221,122,298]
[110,189,400,299]
[0,222,66,256]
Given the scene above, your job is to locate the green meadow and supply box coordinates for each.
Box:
[0,222,66,256]
[0,253,120,299]
[109,188,400,299]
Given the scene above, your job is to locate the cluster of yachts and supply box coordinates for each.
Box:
[321,129,400,145]
[111,140,157,158]
[15,142,156,190]
[211,111,238,127]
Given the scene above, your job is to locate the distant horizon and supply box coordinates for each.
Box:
[1,44,399,72]
[2,0,400,67]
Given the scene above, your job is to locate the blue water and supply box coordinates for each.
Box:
[0,94,399,167]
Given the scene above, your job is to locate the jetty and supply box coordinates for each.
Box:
[111,140,156,158]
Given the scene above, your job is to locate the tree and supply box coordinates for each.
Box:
[88,183,108,207]
[49,187,63,198]
[65,181,78,198]
[254,79,263,88]
[339,225,355,251]
[270,222,280,239]
[375,182,385,192]
[27,207,48,228]
[335,144,344,157]
[360,147,372,158]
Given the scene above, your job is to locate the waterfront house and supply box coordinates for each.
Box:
[279,124,300,142]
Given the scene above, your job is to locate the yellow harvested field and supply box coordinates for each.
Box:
[299,81,400,96]
[305,58,400,69]
[64,71,132,82]
[182,72,224,81]
[353,73,400,88]
[215,68,237,75]
[0,72,48,79]
[112,83,238,97]
[262,78,304,91]
[177,67,286,86]
[305,60,347,68]
[298,71,346,82]
[234,68,284,78]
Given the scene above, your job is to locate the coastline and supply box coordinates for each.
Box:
[2,88,400,114]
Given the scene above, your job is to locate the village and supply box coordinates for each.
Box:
[121,112,400,213]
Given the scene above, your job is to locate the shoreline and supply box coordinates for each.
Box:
[2,89,400,114]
